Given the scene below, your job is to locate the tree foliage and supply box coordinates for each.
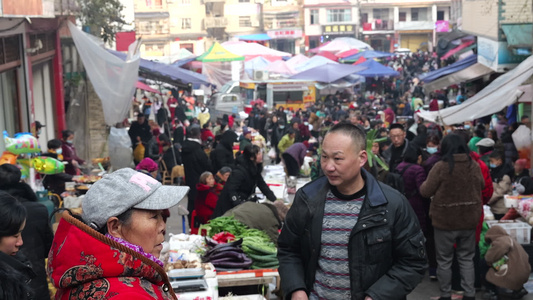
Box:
[76,0,126,44]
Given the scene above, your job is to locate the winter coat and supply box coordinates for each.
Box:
[420,154,485,231]
[396,162,429,232]
[41,152,74,195]
[471,151,494,243]
[181,139,211,212]
[422,152,442,174]
[145,136,161,161]
[210,130,237,173]
[194,183,218,224]
[501,132,519,165]
[489,164,514,215]
[223,202,281,245]
[283,143,307,168]
[128,121,152,147]
[212,155,276,218]
[239,138,252,152]
[1,182,53,300]
[513,169,533,195]
[48,211,176,300]
[277,134,294,154]
[0,252,35,300]
[61,141,85,176]
[278,171,427,300]
[484,225,531,291]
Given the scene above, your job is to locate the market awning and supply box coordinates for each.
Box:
[237,33,271,41]
[502,24,533,49]
[418,54,533,125]
[108,50,211,87]
[423,62,493,93]
[196,42,245,62]
[419,54,477,83]
[440,40,475,60]
[136,81,161,94]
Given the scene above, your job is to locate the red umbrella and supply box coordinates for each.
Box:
[336,48,359,58]
[317,51,338,62]
[352,56,367,65]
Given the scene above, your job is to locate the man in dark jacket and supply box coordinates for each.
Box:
[181,127,211,219]
[128,113,152,148]
[210,130,237,173]
[278,122,427,300]
[382,123,416,172]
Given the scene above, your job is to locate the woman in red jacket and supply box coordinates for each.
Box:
[194,172,218,225]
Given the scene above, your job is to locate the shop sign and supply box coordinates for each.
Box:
[267,29,302,39]
[478,36,527,72]
[435,21,450,33]
[322,24,356,36]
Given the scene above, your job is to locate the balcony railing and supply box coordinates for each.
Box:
[362,19,393,31]
[204,17,228,28]
[395,20,433,31]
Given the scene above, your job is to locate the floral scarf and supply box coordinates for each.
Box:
[105,234,164,267]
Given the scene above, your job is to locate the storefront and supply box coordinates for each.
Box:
[398,31,432,52]
[267,29,303,54]
[321,24,357,42]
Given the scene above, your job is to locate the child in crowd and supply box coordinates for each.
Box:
[194,171,218,225]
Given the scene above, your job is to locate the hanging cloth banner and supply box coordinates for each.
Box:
[67,22,141,125]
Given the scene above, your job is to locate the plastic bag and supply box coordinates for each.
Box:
[268,147,276,159]
[133,143,145,163]
[108,127,133,169]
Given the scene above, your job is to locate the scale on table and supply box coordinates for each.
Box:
[168,268,208,293]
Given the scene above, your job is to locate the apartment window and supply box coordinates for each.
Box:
[137,20,169,34]
[372,8,388,20]
[310,9,319,25]
[326,9,351,23]
[239,0,250,3]
[437,11,445,20]
[411,8,427,21]
[181,0,190,5]
[145,0,162,7]
[181,18,191,29]
[239,16,251,27]
[399,12,406,22]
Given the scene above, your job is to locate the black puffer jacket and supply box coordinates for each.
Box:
[212,155,276,218]
[0,183,53,300]
[210,130,237,173]
[278,170,427,300]
[181,139,211,214]
[0,251,36,300]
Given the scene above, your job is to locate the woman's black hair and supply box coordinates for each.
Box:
[426,134,440,146]
[403,147,420,164]
[440,133,471,174]
[0,164,22,188]
[62,129,74,140]
[47,138,62,149]
[242,144,261,162]
[0,191,27,238]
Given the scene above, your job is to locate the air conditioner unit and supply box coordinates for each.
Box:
[254,70,269,81]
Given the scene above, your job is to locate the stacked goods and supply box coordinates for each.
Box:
[204,216,279,269]
[202,237,252,270]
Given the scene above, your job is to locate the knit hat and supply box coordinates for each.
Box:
[82,168,189,230]
[135,158,159,172]
[475,138,495,147]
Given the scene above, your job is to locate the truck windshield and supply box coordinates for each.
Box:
[219,82,234,94]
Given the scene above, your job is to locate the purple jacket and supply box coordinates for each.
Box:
[284,143,308,167]
[397,161,429,232]
[423,152,442,175]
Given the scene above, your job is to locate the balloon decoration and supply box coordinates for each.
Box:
[3,131,41,155]
[32,156,65,175]
[17,159,31,179]
[0,151,17,165]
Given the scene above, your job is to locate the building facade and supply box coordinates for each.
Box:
[0,0,67,153]
[303,0,359,50]
[262,0,304,54]
[462,0,532,72]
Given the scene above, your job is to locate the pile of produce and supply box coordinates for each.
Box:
[202,237,252,270]
[202,216,279,270]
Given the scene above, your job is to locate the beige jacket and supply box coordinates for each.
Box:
[488,175,512,215]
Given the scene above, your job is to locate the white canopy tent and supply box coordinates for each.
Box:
[418,54,533,125]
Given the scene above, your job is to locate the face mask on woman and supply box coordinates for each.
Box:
[66,140,74,144]
[426,147,438,154]
[489,163,498,169]
[464,125,471,130]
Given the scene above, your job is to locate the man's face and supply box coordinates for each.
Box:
[389,128,406,148]
[137,115,145,124]
[350,116,360,125]
[321,132,367,193]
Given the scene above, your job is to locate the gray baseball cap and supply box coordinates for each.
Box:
[82,168,189,230]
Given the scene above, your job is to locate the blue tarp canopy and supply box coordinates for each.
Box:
[238,33,271,41]
[419,54,477,83]
[290,63,367,83]
[294,55,337,72]
[341,50,393,62]
[245,56,269,78]
[354,59,399,77]
[172,56,197,67]
[109,49,210,87]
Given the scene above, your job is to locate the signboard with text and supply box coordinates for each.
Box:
[267,29,302,39]
[322,24,356,36]
[435,20,450,33]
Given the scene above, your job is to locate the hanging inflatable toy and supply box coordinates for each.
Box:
[32,156,65,175]
[0,151,17,165]
[17,159,31,179]
[3,131,41,155]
